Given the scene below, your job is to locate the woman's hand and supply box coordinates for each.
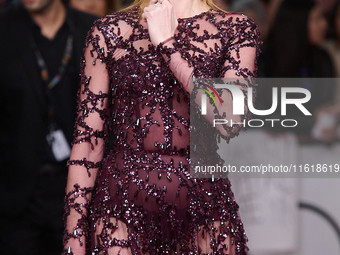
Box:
[141,0,178,46]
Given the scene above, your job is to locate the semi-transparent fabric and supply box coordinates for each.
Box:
[63,6,261,255]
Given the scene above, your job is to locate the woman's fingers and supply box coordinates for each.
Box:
[143,2,164,19]
[161,0,173,12]
[142,0,177,46]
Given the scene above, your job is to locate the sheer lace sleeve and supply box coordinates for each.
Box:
[62,20,111,255]
[156,13,261,141]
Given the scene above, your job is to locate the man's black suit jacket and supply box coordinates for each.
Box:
[0,3,98,214]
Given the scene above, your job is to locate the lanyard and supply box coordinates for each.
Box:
[31,33,74,90]
[28,23,74,123]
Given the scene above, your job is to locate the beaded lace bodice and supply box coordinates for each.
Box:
[63,6,261,255]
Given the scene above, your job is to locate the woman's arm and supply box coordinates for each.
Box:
[155,14,261,140]
[62,22,110,255]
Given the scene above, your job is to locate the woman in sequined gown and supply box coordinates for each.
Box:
[62,0,261,254]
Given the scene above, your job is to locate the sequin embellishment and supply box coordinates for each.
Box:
[62,7,261,255]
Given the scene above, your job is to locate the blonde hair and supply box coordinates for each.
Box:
[121,0,228,20]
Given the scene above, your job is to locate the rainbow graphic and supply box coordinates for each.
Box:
[199,84,223,108]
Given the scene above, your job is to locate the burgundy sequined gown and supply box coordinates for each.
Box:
[63,6,261,255]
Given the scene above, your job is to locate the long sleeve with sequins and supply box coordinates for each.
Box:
[157,14,261,141]
[62,21,111,255]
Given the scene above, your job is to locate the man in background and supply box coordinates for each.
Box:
[0,0,97,254]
